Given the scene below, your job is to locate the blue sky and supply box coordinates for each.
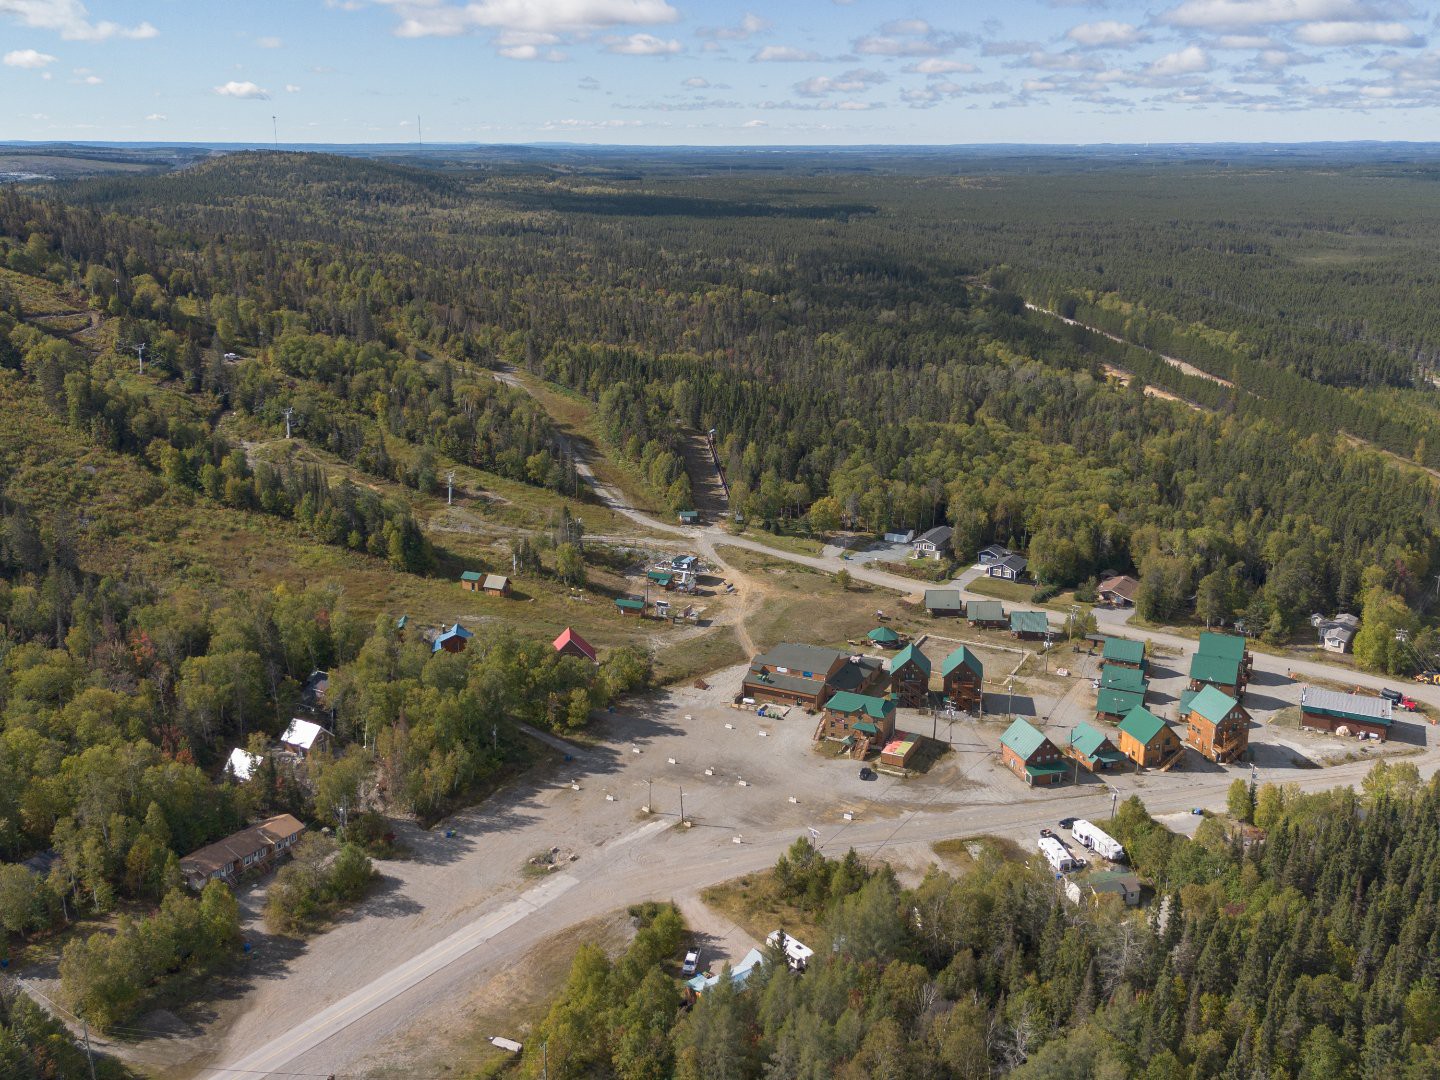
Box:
[3,0,1440,144]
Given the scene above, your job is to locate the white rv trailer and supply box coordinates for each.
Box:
[1038,835,1083,874]
[1071,819,1127,863]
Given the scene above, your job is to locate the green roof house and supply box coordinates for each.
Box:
[1101,637,1146,669]
[889,643,931,708]
[967,600,1007,627]
[1116,705,1182,768]
[1096,687,1146,722]
[941,646,984,712]
[1183,685,1251,764]
[821,691,897,750]
[1000,718,1067,786]
[1068,720,1126,772]
[1100,664,1148,695]
[1188,651,1241,695]
[1010,611,1050,639]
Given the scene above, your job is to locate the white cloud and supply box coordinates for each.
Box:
[904,58,977,74]
[683,75,710,87]
[752,44,821,61]
[854,19,971,57]
[1148,44,1212,74]
[256,36,282,48]
[604,32,680,54]
[742,118,766,126]
[215,80,270,99]
[285,83,302,92]
[795,67,886,96]
[80,72,99,83]
[697,12,768,41]
[0,0,156,41]
[1066,20,1148,46]
[1161,0,1409,31]
[144,112,165,120]
[1215,33,1277,46]
[501,44,568,59]
[379,0,679,38]
[1294,20,1421,44]
[3,47,55,67]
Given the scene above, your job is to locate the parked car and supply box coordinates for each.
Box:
[682,949,700,976]
[1379,688,1403,703]
[858,767,877,781]
[1058,817,1077,830]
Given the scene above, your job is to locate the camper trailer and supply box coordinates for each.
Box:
[1070,819,1127,863]
[1038,835,1083,874]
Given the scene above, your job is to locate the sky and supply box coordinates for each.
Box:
[3,0,1440,144]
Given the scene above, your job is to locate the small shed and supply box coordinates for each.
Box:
[647,569,675,588]
[924,588,964,617]
[460,570,483,592]
[615,597,646,616]
[879,733,920,769]
[433,623,474,654]
[678,510,700,525]
[553,627,598,663]
[483,574,512,597]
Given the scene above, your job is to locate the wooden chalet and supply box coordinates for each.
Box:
[924,588,964,617]
[1101,637,1145,670]
[1000,718,1067,786]
[817,691,896,756]
[1299,687,1393,741]
[940,646,984,713]
[966,600,1007,629]
[1067,720,1125,773]
[742,642,886,711]
[1116,706,1183,769]
[888,644,931,708]
[1194,631,1251,689]
[1009,611,1050,641]
[1183,685,1251,764]
[1096,687,1146,724]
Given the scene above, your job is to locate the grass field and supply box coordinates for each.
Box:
[701,869,824,952]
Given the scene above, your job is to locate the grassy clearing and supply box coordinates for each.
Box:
[968,577,1040,604]
[931,834,1026,869]
[701,870,823,951]
[653,627,747,685]
[734,528,827,558]
[716,545,925,652]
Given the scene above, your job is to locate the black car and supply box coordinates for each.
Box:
[1058,817,1077,830]
[1379,688,1403,703]
[858,767,877,781]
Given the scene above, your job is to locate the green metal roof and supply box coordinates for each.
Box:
[1189,652,1240,686]
[868,626,901,644]
[889,643,930,675]
[1000,717,1049,760]
[1097,687,1146,717]
[1009,611,1050,635]
[826,691,894,720]
[941,646,983,681]
[1102,637,1145,665]
[852,721,880,735]
[460,570,482,582]
[1187,684,1240,726]
[615,597,645,611]
[967,600,1006,622]
[1118,705,1169,745]
[1197,631,1247,663]
[1100,664,1148,694]
[924,588,963,610]
[1026,763,1069,777]
[647,570,674,584]
[1069,721,1115,761]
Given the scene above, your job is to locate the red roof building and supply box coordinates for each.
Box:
[553,627,598,663]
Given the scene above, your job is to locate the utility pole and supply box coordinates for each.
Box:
[446,469,456,505]
[492,723,498,751]
[272,114,278,149]
[282,406,294,439]
[679,785,685,824]
[542,1041,549,1080]
[131,341,146,374]
[82,1020,98,1080]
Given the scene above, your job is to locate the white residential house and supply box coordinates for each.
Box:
[280,718,330,758]
[1312,613,1360,653]
[225,747,262,782]
[911,525,953,561]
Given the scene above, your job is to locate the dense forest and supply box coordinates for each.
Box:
[7,153,1440,645]
[523,765,1440,1079]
